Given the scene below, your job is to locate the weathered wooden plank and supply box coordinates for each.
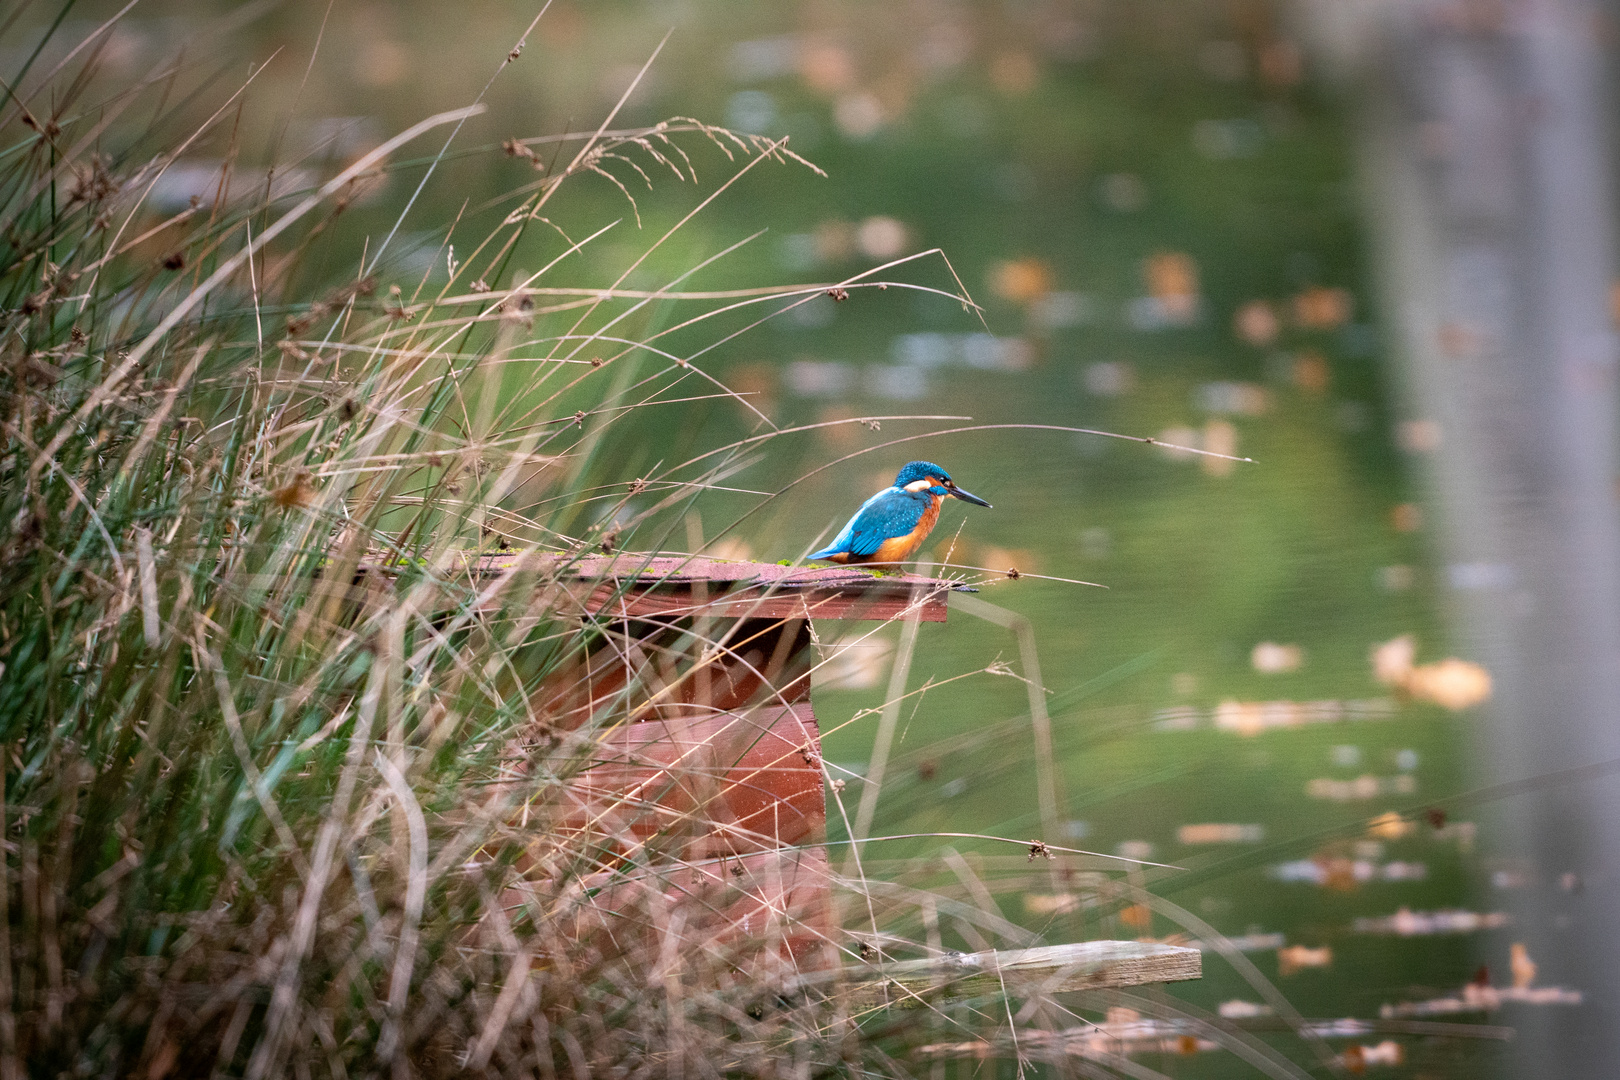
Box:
[341,555,968,623]
[563,581,951,623]
[837,941,1201,1008]
[460,554,967,623]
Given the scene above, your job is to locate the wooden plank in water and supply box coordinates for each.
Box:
[840,941,1202,1008]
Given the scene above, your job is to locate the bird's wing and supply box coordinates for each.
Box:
[835,488,929,557]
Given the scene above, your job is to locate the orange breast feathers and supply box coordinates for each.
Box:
[868,494,943,563]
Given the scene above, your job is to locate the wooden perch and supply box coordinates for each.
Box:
[837,940,1202,1008]
[463,554,973,622]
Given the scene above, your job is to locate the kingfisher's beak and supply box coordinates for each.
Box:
[949,485,992,508]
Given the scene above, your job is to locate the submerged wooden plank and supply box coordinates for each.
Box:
[839,941,1201,1008]
[913,1015,1515,1062]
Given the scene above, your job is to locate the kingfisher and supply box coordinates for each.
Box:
[809,461,992,565]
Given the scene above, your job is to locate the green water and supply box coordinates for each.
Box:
[57,0,1501,1070]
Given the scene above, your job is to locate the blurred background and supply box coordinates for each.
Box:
[15,0,1619,1074]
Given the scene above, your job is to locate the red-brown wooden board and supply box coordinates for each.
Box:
[560,702,826,857]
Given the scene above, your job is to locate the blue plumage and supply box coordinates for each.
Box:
[809,460,991,564]
[810,487,934,559]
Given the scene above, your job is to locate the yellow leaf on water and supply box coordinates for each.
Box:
[1144,252,1199,320]
[1233,299,1279,346]
[988,257,1053,304]
[1292,285,1353,329]
[1511,942,1538,989]
[1407,658,1492,711]
[1278,944,1332,976]
[1367,811,1413,841]
[1370,634,1416,687]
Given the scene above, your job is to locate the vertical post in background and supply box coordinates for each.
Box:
[1306,1,1620,1072]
